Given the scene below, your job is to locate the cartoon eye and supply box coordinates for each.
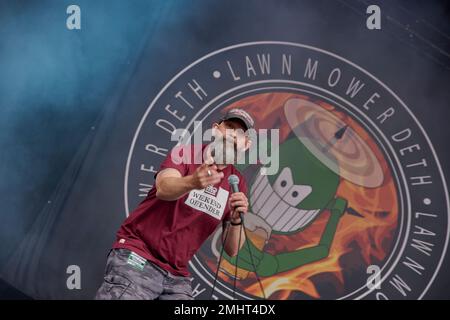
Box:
[283,184,312,206]
[273,167,294,197]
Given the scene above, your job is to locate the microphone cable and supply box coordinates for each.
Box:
[210,214,267,300]
[239,213,266,299]
[210,220,231,299]
[232,218,243,299]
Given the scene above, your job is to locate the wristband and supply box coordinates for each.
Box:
[230,219,243,226]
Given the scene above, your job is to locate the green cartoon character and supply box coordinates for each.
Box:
[222,97,384,278]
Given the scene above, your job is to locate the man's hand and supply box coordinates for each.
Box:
[191,163,224,189]
[228,192,249,224]
[222,191,249,256]
[155,163,224,201]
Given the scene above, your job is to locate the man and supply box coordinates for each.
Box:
[95,108,254,300]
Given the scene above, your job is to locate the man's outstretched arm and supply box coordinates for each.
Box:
[155,164,224,201]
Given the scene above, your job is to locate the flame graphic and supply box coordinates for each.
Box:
[200,92,399,299]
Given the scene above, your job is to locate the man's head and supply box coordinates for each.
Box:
[209,108,254,164]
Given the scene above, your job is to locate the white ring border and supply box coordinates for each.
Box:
[124,41,449,300]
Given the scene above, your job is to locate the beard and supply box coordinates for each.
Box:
[210,136,238,164]
[212,139,237,164]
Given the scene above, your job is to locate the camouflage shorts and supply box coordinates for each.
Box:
[95,248,194,300]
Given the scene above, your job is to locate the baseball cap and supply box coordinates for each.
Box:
[220,108,255,131]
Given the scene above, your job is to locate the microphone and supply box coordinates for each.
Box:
[228,174,243,222]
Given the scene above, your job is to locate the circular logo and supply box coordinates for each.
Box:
[125,42,449,300]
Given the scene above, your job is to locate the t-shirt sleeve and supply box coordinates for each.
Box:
[154,145,189,179]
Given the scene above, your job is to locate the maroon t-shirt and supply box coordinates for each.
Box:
[113,144,247,277]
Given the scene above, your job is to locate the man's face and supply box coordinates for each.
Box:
[210,119,249,164]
